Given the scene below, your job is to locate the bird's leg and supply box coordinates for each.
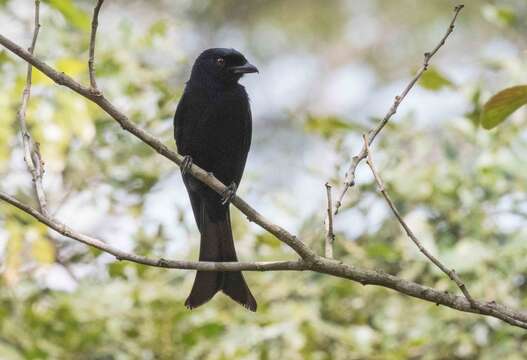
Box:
[181,155,193,176]
[221,182,238,205]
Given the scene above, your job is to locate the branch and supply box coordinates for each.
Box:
[324,182,335,258]
[362,134,475,306]
[88,0,104,92]
[314,258,527,329]
[334,4,464,214]
[0,191,304,272]
[361,135,527,328]
[0,33,316,262]
[3,3,527,329]
[16,0,48,216]
[1,189,526,328]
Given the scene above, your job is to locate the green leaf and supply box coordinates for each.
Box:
[31,237,56,264]
[482,5,517,27]
[56,58,86,76]
[255,232,281,249]
[149,21,167,37]
[0,50,12,67]
[464,88,482,127]
[142,20,168,46]
[4,222,23,286]
[366,242,399,261]
[418,67,454,91]
[47,0,90,31]
[304,115,356,138]
[108,262,127,279]
[480,85,527,130]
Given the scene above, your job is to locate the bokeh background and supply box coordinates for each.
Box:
[1,0,527,358]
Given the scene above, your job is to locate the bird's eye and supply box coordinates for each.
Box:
[216,57,225,66]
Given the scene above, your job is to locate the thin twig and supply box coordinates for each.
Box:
[361,135,524,324]
[55,253,79,282]
[334,4,464,214]
[362,134,476,307]
[324,182,335,258]
[88,0,104,93]
[16,0,48,216]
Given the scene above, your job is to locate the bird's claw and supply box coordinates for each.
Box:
[181,155,193,175]
[221,182,237,205]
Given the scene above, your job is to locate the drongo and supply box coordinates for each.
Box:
[174,48,259,311]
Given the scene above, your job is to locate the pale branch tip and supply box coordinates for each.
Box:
[17,0,48,217]
[88,0,105,91]
[2,3,527,329]
[333,4,464,214]
[324,182,335,258]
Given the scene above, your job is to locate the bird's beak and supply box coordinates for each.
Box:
[230,62,259,74]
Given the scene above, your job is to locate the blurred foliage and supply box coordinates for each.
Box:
[0,0,527,359]
[304,115,364,139]
[45,0,91,31]
[418,67,455,91]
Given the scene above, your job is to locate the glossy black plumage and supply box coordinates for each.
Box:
[174,48,258,311]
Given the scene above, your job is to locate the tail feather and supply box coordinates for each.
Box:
[185,271,221,309]
[185,203,257,311]
[223,272,257,311]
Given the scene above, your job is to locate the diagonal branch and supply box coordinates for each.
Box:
[362,134,475,306]
[17,0,48,216]
[0,33,317,262]
[314,257,527,329]
[334,4,464,214]
[361,134,527,328]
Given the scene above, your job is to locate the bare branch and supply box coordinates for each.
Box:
[0,33,317,262]
[363,133,476,307]
[324,182,335,258]
[314,257,527,330]
[361,133,527,328]
[334,4,464,214]
[88,0,104,92]
[1,189,527,328]
[16,0,48,216]
[0,191,305,272]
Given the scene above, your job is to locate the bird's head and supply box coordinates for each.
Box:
[189,48,258,87]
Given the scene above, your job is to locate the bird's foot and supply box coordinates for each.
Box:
[221,182,238,205]
[181,155,193,176]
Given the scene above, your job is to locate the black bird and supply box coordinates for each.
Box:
[174,48,259,311]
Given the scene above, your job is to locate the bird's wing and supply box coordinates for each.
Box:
[237,100,252,183]
[174,91,189,155]
[174,90,207,228]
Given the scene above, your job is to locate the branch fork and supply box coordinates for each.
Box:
[334,4,465,214]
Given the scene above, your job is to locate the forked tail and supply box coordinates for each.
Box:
[185,206,257,311]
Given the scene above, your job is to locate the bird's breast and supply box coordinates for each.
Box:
[210,98,249,146]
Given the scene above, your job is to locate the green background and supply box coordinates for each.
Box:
[0,0,527,358]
